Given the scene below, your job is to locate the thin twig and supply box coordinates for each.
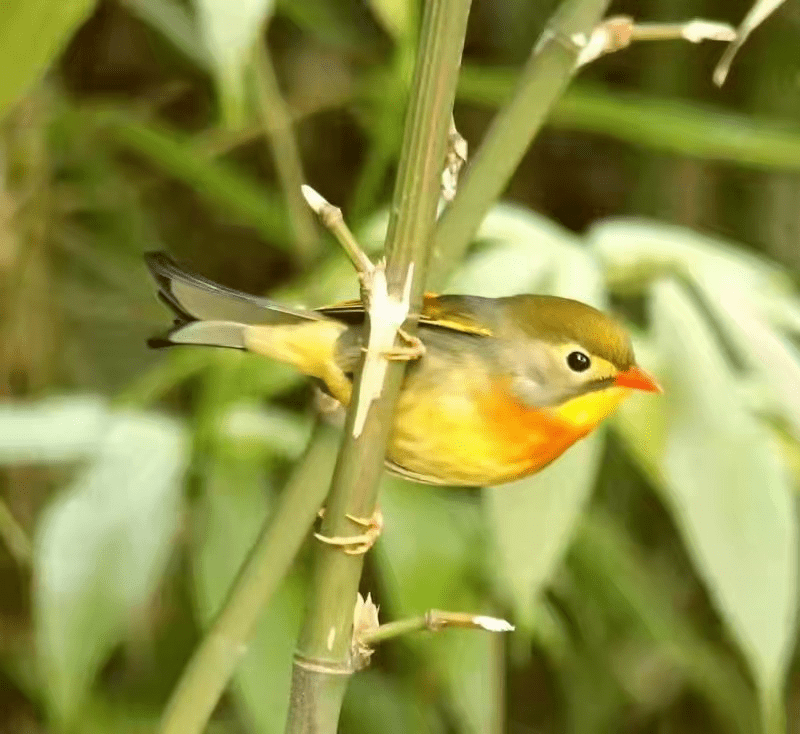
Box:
[359,610,514,646]
[301,186,373,276]
[575,16,735,67]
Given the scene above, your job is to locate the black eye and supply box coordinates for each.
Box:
[567,351,591,372]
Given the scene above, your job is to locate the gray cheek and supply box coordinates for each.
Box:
[511,374,566,409]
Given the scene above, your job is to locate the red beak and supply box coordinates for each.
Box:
[614,365,662,393]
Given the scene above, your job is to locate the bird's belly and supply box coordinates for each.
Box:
[387,379,587,486]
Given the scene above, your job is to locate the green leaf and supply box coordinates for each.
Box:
[0,396,106,464]
[193,453,303,733]
[458,74,800,174]
[0,0,96,120]
[121,0,208,69]
[696,286,800,445]
[571,512,759,734]
[485,434,604,631]
[646,280,798,702]
[342,671,442,734]
[367,0,412,40]
[220,404,312,459]
[101,113,291,248]
[376,477,495,734]
[588,218,789,296]
[714,0,788,85]
[34,411,188,726]
[193,0,276,126]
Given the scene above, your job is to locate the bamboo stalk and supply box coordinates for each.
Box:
[283,0,473,731]
[429,0,611,288]
[158,422,341,734]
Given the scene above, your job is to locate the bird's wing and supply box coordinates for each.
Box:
[146,252,319,325]
[318,294,493,337]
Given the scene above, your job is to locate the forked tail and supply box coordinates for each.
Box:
[144,252,321,349]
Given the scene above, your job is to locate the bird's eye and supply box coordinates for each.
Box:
[567,351,591,372]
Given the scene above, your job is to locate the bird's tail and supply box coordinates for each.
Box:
[144,252,322,349]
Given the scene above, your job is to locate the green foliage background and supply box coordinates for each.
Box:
[1,0,800,732]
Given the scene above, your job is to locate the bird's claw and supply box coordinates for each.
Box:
[314,508,384,555]
[360,329,425,361]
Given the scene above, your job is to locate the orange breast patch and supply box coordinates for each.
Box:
[476,381,591,477]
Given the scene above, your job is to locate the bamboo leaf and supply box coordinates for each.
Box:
[192,0,276,126]
[0,397,106,464]
[121,0,208,69]
[645,280,798,706]
[193,453,304,733]
[101,114,292,248]
[714,0,789,86]
[703,291,800,445]
[0,0,96,119]
[457,75,800,174]
[34,411,187,726]
[367,0,412,40]
[486,435,604,631]
[376,477,493,734]
[588,218,789,294]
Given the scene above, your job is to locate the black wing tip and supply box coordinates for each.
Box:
[147,336,175,349]
[144,251,181,279]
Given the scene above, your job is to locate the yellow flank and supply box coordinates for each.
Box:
[389,384,529,485]
[552,386,631,430]
[244,320,352,404]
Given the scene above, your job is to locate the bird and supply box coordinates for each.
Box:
[145,251,660,490]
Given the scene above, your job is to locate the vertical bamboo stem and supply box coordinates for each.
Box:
[284,0,473,731]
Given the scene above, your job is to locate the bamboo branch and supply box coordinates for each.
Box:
[158,422,341,734]
[284,0,473,731]
[429,0,611,289]
[359,610,514,646]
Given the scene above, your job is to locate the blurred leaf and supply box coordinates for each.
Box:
[220,404,312,458]
[588,218,790,295]
[100,113,292,249]
[121,0,208,69]
[193,0,275,126]
[34,410,187,726]
[276,0,385,52]
[706,292,800,444]
[377,478,482,617]
[458,74,800,173]
[0,0,96,120]
[367,0,411,40]
[645,280,798,705]
[714,0,788,86]
[193,453,303,734]
[570,512,759,734]
[486,434,604,632]
[376,477,495,733]
[0,396,106,464]
[342,671,442,734]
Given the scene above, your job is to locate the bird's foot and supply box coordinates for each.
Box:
[361,329,425,361]
[315,507,384,555]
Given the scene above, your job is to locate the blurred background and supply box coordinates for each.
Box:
[2,0,800,732]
